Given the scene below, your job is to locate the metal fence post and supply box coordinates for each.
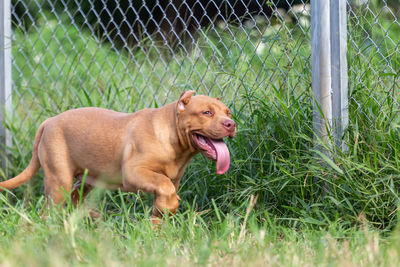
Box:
[331,0,348,151]
[312,0,332,148]
[0,0,12,175]
[312,0,348,152]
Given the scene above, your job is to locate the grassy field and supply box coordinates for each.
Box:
[1,195,400,266]
[2,3,400,266]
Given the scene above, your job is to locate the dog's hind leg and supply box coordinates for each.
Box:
[71,178,101,219]
[38,136,75,207]
[42,169,74,207]
[71,174,94,207]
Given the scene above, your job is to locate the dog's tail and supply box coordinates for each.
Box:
[0,122,45,190]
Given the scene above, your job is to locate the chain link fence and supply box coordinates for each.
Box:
[8,0,312,158]
[347,1,399,127]
[2,0,400,163]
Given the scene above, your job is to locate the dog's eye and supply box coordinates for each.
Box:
[202,110,213,116]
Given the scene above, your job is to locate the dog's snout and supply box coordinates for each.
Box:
[223,119,236,132]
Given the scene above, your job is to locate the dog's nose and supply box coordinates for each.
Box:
[223,119,236,132]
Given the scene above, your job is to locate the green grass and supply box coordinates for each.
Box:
[2,4,400,266]
[2,191,400,266]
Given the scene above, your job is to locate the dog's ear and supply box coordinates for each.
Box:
[177,90,195,112]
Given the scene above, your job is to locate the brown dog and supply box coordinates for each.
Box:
[0,91,236,223]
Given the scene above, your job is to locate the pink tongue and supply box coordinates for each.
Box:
[209,139,230,174]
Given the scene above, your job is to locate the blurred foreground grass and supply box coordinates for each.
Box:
[2,192,400,266]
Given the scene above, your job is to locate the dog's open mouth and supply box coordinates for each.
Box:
[192,133,230,175]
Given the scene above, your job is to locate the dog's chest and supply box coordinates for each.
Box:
[163,156,191,181]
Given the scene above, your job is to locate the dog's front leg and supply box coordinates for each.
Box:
[122,166,179,225]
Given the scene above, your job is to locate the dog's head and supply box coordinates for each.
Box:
[176,91,236,174]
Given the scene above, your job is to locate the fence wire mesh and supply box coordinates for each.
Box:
[346,1,400,127]
[6,0,400,159]
[10,0,312,156]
